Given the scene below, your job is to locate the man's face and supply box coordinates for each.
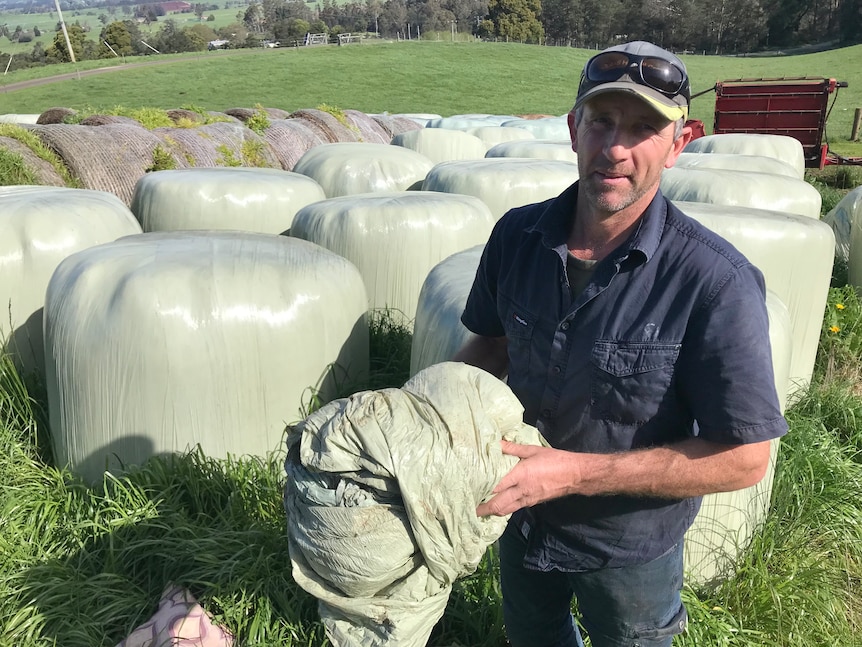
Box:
[569,93,690,218]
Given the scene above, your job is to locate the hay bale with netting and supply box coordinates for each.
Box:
[79,114,143,127]
[343,110,391,144]
[28,123,186,205]
[0,136,67,186]
[209,111,241,123]
[261,119,326,171]
[166,109,207,125]
[224,108,258,122]
[153,122,281,169]
[37,107,77,124]
[371,114,424,140]
[288,109,360,143]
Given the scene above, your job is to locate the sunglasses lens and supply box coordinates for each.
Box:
[587,53,631,82]
[641,57,684,93]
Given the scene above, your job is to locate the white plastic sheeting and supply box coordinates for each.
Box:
[683,133,805,179]
[685,290,792,584]
[0,186,142,378]
[499,116,571,141]
[290,192,495,324]
[465,126,535,150]
[284,361,546,647]
[411,245,484,376]
[673,152,799,178]
[661,167,822,218]
[130,168,327,235]
[823,185,862,266]
[485,139,578,163]
[44,231,369,484]
[421,158,578,220]
[0,114,40,124]
[426,115,518,130]
[408,251,793,587]
[292,143,435,198]
[389,128,487,164]
[677,200,835,393]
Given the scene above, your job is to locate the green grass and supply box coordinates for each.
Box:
[1,41,861,157]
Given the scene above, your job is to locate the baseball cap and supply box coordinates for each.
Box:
[574,41,690,121]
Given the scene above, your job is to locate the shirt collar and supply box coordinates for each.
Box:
[524,181,668,263]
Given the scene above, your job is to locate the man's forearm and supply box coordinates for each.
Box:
[452,334,508,378]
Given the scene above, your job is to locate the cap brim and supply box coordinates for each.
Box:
[575,83,688,122]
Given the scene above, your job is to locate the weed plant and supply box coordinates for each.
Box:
[2,282,862,644]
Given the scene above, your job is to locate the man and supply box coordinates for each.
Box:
[454,41,788,647]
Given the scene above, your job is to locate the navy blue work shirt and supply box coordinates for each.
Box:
[461,181,788,571]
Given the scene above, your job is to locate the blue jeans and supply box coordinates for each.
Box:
[499,523,688,647]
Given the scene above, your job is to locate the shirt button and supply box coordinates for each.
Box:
[552,365,561,374]
[560,322,570,331]
[542,409,551,418]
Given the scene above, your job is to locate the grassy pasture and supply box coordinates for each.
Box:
[1,41,860,156]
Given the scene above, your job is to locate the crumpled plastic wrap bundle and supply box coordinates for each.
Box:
[284,362,545,647]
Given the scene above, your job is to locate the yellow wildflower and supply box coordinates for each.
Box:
[836,303,846,310]
[830,325,841,333]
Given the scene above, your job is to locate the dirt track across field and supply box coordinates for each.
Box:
[0,55,217,94]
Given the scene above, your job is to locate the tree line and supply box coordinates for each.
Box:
[1,0,859,71]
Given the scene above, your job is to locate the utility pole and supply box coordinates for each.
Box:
[53,0,76,63]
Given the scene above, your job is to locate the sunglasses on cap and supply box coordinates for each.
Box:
[584,52,688,99]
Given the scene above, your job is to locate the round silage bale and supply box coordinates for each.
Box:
[485,139,578,163]
[0,135,68,186]
[421,158,578,220]
[131,167,326,234]
[465,126,535,150]
[166,108,207,125]
[153,121,280,169]
[660,167,821,218]
[683,133,805,179]
[0,186,142,379]
[27,123,186,205]
[79,114,142,127]
[262,118,327,171]
[289,109,361,143]
[500,116,570,140]
[674,152,799,178]
[426,115,515,130]
[389,113,441,127]
[825,185,862,266]
[675,200,835,395]
[374,114,429,135]
[0,114,41,124]
[44,231,369,484]
[391,128,487,164]
[684,289,792,585]
[36,107,76,124]
[291,191,495,324]
[292,142,435,198]
[410,245,484,376]
[342,110,391,144]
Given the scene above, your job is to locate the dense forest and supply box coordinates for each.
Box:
[1,0,860,70]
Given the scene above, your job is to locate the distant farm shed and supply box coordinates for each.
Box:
[161,1,191,12]
[208,39,230,50]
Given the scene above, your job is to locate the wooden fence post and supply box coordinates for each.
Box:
[852,108,862,141]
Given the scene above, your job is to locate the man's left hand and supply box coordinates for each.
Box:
[476,440,581,517]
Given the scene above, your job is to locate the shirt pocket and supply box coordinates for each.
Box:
[590,340,681,426]
[501,298,536,377]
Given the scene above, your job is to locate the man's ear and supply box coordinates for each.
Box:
[665,124,693,169]
[567,111,578,153]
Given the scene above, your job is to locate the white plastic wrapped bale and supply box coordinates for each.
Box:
[674,152,799,179]
[824,184,862,266]
[410,245,484,376]
[465,126,536,150]
[661,167,822,219]
[684,290,792,585]
[389,113,442,127]
[44,232,369,484]
[426,115,517,130]
[130,168,326,235]
[0,114,40,124]
[389,128,487,164]
[0,186,142,379]
[485,139,578,163]
[292,143,435,198]
[290,192,495,324]
[683,133,805,179]
[421,158,578,220]
[676,200,834,394]
[500,116,570,140]
[284,361,546,647]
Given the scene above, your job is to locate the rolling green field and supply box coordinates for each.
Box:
[1,41,860,157]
